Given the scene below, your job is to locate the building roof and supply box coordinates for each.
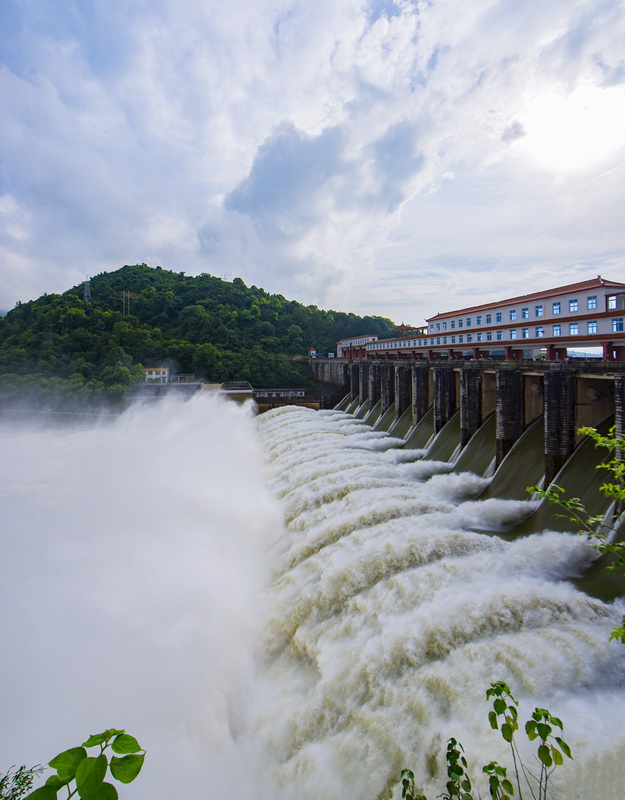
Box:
[337,334,379,343]
[426,276,625,322]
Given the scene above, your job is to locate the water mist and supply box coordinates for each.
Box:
[0,394,282,799]
[3,397,625,800]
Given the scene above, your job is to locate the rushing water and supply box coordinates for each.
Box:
[1,396,625,799]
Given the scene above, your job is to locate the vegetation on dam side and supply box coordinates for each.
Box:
[0,263,396,407]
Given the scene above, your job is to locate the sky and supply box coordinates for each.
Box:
[1,0,624,326]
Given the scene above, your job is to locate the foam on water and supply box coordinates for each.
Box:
[2,398,625,800]
[254,405,625,800]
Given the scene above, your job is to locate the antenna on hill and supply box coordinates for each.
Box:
[83,276,92,302]
[122,289,140,316]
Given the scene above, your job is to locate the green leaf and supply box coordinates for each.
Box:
[502,779,514,794]
[493,699,507,715]
[45,775,70,789]
[501,723,513,743]
[109,754,145,784]
[23,786,57,800]
[95,783,119,800]
[538,744,552,767]
[555,738,572,759]
[49,747,87,780]
[525,721,538,740]
[536,723,551,741]
[75,754,107,799]
[111,734,142,755]
[488,711,498,730]
[82,734,109,748]
[82,731,124,748]
[552,747,563,766]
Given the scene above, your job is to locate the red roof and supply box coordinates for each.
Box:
[426,276,625,322]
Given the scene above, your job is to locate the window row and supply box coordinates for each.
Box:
[370,318,625,351]
[429,294,622,332]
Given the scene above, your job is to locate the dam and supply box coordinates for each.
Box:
[311,357,625,487]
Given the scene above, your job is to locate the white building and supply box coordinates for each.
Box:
[358,276,625,361]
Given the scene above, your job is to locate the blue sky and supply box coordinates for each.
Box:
[1,0,624,324]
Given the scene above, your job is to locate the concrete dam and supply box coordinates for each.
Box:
[311,357,624,582]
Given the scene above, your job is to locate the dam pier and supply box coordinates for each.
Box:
[311,357,625,485]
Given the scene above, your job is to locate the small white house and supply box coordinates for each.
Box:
[143,367,171,384]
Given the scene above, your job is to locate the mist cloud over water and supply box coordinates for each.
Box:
[2,398,625,799]
[0,395,282,799]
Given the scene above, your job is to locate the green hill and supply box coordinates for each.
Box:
[0,264,396,407]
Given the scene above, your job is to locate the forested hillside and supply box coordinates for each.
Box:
[0,264,396,406]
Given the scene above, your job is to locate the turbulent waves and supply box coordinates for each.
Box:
[254,406,625,800]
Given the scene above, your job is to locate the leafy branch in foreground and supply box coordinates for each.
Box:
[401,682,572,800]
[1,765,44,800]
[527,425,625,642]
[23,729,145,800]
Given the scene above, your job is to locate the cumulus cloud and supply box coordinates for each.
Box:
[1,0,624,321]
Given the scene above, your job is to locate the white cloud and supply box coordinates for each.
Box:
[0,0,624,323]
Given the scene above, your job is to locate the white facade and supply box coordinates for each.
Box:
[143,367,171,383]
[336,335,379,358]
[359,277,625,360]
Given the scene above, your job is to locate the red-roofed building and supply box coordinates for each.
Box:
[355,277,625,361]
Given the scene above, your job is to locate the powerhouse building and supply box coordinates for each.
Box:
[336,276,625,361]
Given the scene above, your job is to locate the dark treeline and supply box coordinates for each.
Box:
[0,263,396,407]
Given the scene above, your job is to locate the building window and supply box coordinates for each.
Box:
[486,314,492,323]
[535,326,544,337]
[613,318,624,332]
[466,318,472,326]
[510,329,518,339]
[535,305,544,317]
[451,336,456,344]
[430,338,434,345]
[442,322,447,330]
[510,310,517,321]
[442,336,447,344]
[552,301,561,314]
[436,338,441,344]
[587,320,598,334]
[436,323,441,331]
[496,312,502,322]
[587,295,597,309]
[477,332,483,342]
[496,330,503,341]
[458,319,463,328]
[450,320,455,329]
[466,334,473,342]
[458,335,463,343]
[521,327,529,338]
[569,322,579,335]
[486,331,493,341]
[476,315,482,325]
[553,324,561,336]
[522,307,529,319]
[569,299,578,312]
[608,296,618,310]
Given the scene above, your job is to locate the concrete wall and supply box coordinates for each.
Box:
[311,358,625,481]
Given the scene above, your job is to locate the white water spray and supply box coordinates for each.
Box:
[254,405,625,800]
[0,395,281,799]
[2,399,625,799]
